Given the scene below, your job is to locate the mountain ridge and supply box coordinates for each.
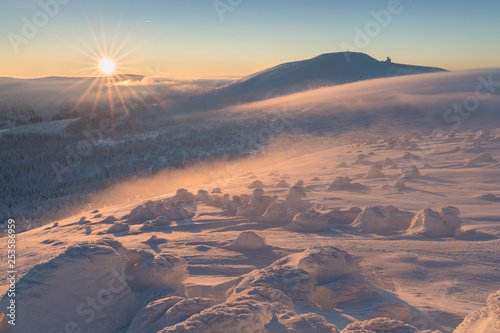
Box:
[175,52,447,112]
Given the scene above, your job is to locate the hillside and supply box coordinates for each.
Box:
[175,52,446,112]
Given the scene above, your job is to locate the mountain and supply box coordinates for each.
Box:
[174,52,446,112]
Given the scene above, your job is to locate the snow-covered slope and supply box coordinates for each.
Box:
[175,52,446,112]
[2,127,500,332]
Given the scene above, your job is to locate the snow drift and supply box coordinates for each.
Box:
[455,289,500,333]
[406,207,462,238]
[352,206,414,234]
[0,239,187,333]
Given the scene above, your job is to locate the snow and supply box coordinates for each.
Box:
[2,66,500,332]
[159,300,277,333]
[352,206,414,234]
[342,317,419,332]
[127,296,184,333]
[455,289,500,333]
[328,176,366,191]
[228,231,267,251]
[0,239,137,333]
[164,297,217,326]
[285,212,330,233]
[365,165,386,179]
[406,207,462,238]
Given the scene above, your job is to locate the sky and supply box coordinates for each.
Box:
[0,0,499,78]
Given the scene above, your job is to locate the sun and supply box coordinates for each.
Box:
[99,58,115,74]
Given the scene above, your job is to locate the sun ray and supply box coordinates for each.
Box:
[69,30,101,61]
[70,76,102,115]
[110,76,135,128]
[84,13,105,59]
[114,73,156,115]
[99,12,108,58]
[91,77,106,117]
[54,10,155,128]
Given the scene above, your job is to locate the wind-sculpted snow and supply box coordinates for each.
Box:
[125,250,188,293]
[0,239,135,333]
[226,287,294,309]
[455,289,500,333]
[285,212,330,232]
[231,264,317,300]
[228,231,267,251]
[352,206,415,234]
[127,296,185,333]
[159,300,279,333]
[406,207,463,238]
[123,198,195,227]
[0,239,187,333]
[341,317,420,333]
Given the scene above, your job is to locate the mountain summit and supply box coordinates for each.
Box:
[176,52,446,112]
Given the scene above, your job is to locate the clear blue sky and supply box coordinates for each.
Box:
[1,0,499,78]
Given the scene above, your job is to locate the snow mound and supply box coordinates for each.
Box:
[103,222,130,234]
[364,165,385,179]
[127,296,184,333]
[123,200,195,225]
[123,204,155,224]
[328,176,365,191]
[281,186,311,214]
[236,189,273,217]
[165,297,217,326]
[394,178,407,190]
[99,215,117,224]
[275,246,361,284]
[400,166,421,179]
[125,250,189,293]
[401,152,423,162]
[248,179,265,188]
[276,179,290,188]
[277,311,339,333]
[0,239,136,333]
[228,231,267,250]
[260,202,287,224]
[285,212,330,233]
[352,206,414,234]
[294,180,305,188]
[455,289,500,333]
[353,154,372,165]
[159,300,277,333]
[342,317,419,332]
[232,265,316,300]
[326,207,363,225]
[475,193,499,202]
[406,207,462,238]
[313,279,376,311]
[470,153,498,164]
[171,188,196,204]
[226,286,293,309]
[197,189,212,203]
[383,158,394,166]
[163,202,196,222]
